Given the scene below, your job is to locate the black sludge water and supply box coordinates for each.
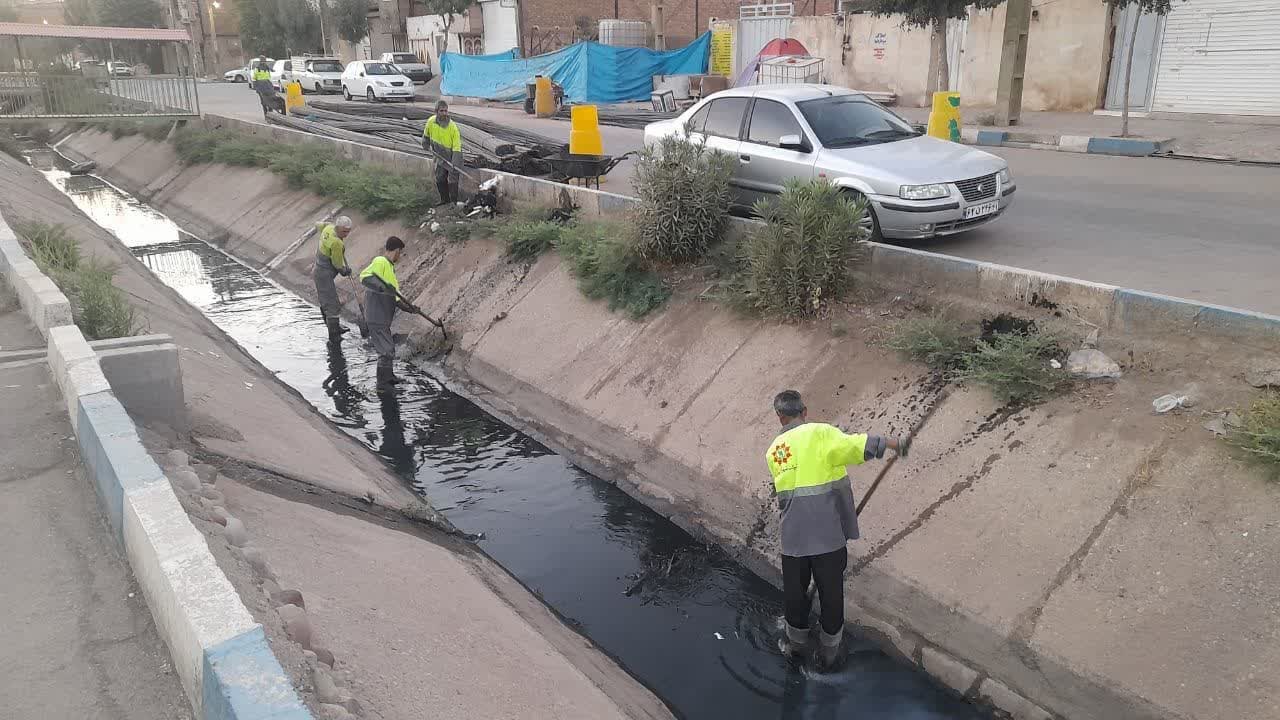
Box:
[32,148,988,720]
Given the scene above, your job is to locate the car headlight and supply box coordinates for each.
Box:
[998,167,1012,184]
[899,184,950,201]
[374,80,388,87]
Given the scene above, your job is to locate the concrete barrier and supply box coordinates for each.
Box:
[92,334,188,433]
[1,207,310,720]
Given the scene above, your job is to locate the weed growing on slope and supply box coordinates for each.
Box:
[555,221,669,319]
[1228,391,1280,480]
[887,311,976,369]
[495,208,565,261]
[954,329,1070,404]
[14,221,138,339]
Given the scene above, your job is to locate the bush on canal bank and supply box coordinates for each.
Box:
[15,221,140,339]
[631,132,735,262]
[172,128,437,223]
[1229,391,1280,480]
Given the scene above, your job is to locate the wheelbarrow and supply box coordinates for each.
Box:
[547,151,634,190]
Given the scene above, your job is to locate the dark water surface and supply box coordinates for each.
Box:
[32,148,988,720]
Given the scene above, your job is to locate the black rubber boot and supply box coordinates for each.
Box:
[376,357,400,393]
[325,316,346,343]
[814,626,844,672]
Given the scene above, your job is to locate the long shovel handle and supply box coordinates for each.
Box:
[854,386,951,516]
[392,287,447,339]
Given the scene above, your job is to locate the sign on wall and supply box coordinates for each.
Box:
[710,20,734,76]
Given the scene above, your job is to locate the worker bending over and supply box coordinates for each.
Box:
[359,236,415,393]
[423,100,462,204]
[314,215,353,344]
[765,390,908,670]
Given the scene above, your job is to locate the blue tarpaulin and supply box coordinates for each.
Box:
[440,33,710,104]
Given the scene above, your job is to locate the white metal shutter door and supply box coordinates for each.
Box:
[1151,0,1280,116]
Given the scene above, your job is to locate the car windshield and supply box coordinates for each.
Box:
[363,63,397,76]
[310,61,341,72]
[796,96,919,149]
[391,54,418,64]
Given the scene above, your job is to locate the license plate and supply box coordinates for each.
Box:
[964,200,999,219]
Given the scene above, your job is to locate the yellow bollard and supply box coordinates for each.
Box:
[926,91,962,143]
[569,105,604,156]
[534,75,555,118]
[284,81,305,115]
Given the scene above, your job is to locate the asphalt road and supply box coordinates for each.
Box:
[198,82,1280,315]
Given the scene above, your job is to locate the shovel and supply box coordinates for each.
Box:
[346,276,370,338]
[393,288,447,341]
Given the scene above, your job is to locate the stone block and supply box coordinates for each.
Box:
[95,340,187,433]
[979,677,1054,720]
[921,646,979,695]
[202,626,310,720]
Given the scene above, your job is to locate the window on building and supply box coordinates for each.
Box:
[746,99,805,146]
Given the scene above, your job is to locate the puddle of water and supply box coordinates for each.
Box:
[32,148,990,720]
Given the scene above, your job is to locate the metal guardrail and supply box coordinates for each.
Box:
[0,73,200,119]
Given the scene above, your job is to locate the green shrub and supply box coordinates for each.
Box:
[18,221,80,278]
[171,129,436,223]
[953,330,1069,404]
[1228,391,1280,479]
[631,132,735,262]
[71,259,138,339]
[556,221,669,319]
[888,311,976,369]
[734,179,868,318]
[497,215,563,261]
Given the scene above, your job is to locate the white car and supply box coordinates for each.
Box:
[379,52,432,83]
[238,57,273,85]
[224,65,249,83]
[294,57,344,94]
[342,61,414,102]
[270,59,291,90]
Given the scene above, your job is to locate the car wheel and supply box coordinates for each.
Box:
[366,87,376,103]
[343,85,352,101]
[235,74,244,83]
[842,189,882,242]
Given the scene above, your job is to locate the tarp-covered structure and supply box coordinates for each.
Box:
[441,33,710,104]
[735,37,810,88]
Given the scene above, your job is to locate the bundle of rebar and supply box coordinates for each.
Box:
[552,105,679,129]
[307,100,563,156]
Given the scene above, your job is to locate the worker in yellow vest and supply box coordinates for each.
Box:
[313,216,353,344]
[359,236,416,393]
[423,100,463,204]
[765,389,908,670]
[251,61,277,116]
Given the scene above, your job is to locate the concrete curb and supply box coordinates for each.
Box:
[0,212,74,336]
[961,127,1170,157]
[0,209,311,720]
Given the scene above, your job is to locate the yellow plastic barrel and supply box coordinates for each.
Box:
[926,91,962,143]
[569,105,604,156]
[284,81,305,115]
[534,75,555,118]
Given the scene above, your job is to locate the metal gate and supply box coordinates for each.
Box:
[1104,4,1164,111]
[736,4,793,80]
[1150,0,1280,116]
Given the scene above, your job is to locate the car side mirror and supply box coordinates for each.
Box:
[779,134,809,152]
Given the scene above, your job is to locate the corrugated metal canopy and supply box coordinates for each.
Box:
[0,22,191,42]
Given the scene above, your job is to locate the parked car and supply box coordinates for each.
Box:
[107,61,134,78]
[379,52,432,83]
[341,61,414,102]
[224,65,248,83]
[238,57,274,85]
[270,59,291,90]
[642,85,1015,240]
[294,57,344,94]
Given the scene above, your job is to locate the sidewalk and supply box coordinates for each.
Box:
[895,107,1280,162]
[0,285,190,719]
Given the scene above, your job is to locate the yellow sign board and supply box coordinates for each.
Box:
[710,22,733,77]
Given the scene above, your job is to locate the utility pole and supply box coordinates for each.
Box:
[995,0,1031,125]
[207,0,221,71]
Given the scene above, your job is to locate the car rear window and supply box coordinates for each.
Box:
[746,99,804,147]
[364,63,396,75]
[702,97,749,139]
[310,61,341,72]
[392,54,419,64]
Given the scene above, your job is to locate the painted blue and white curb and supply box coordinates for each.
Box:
[960,128,1169,157]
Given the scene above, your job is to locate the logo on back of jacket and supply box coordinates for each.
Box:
[770,441,795,471]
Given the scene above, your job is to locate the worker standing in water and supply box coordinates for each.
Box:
[314,216,353,344]
[359,236,416,393]
[423,100,462,205]
[765,390,909,670]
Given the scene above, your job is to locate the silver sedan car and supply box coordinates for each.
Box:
[643,85,1015,240]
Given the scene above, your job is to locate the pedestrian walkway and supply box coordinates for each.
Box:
[895,107,1280,163]
[0,283,190,719]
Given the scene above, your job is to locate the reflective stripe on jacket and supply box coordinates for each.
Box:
[766,422,872,557]
[359,255,400,327]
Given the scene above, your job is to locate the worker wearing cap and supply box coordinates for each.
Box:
[251,61,275,116]
[766,389,909,670]
[359,236,416,393]
[314,216,354,344]
[423,100,462,205]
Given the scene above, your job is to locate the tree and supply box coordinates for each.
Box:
[422,0,470,52]
[332,0,369,44]
[872,0,1007,96]
[236,0,322,57]
[63,0,95,25]
[95,0,164,28]
[1106,0,1181,137]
